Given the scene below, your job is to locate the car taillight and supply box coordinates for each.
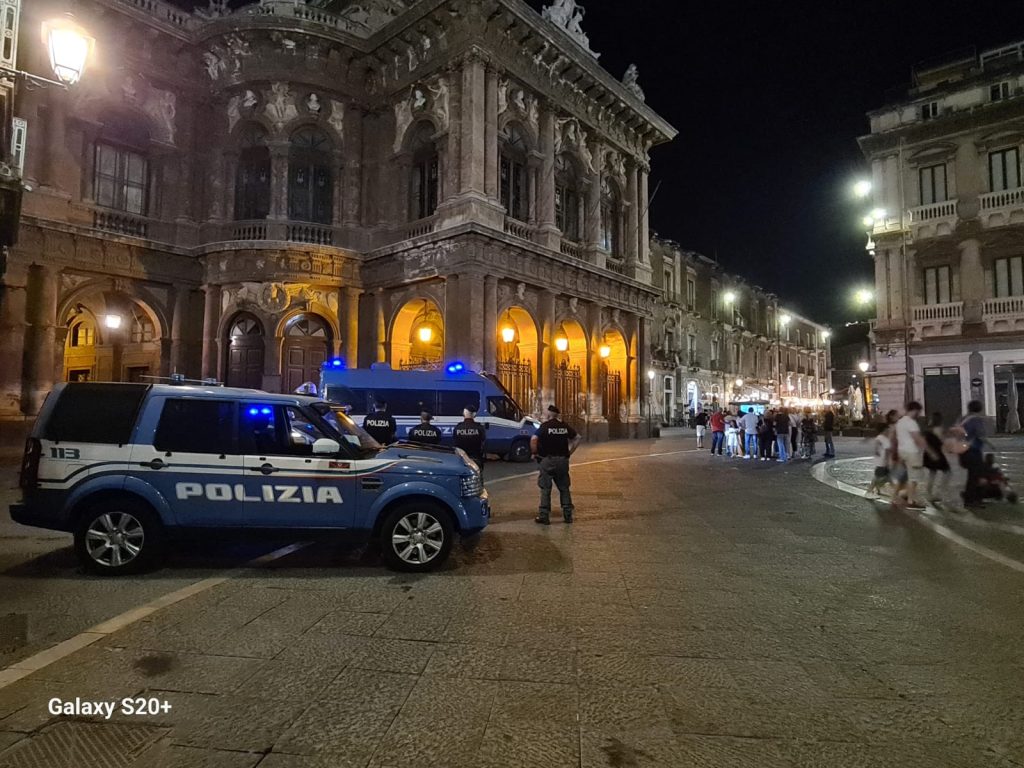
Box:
[19,438,40,490]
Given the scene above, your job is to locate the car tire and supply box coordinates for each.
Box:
[380,503,454,572]
[74,498,164,576]
[508,439,532,463]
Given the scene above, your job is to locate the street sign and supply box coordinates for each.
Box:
[971,377,982,387]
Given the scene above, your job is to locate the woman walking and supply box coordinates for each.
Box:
[954,400,988,510]
[923,412,951,506]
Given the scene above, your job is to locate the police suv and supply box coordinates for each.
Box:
[12,382,489,575]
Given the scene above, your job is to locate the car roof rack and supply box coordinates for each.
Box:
[140,373,223,386]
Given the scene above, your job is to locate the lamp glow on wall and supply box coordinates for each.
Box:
[599,345,611,358]
[735,378,743,387]
[42,16,95,86]
[723,291,736,305]
[780,313,791,326]
[417,325,433,343]
[500,326,515,343]
[858,361,870,373]
[104,313,122,330]
[555,336,569,352]
[647,369,655,381]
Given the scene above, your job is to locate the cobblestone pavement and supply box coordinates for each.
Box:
[1,436,1024,767]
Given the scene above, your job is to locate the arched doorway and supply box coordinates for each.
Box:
[283,314,332,392]
[64,313,97,381]
[497,306,539,415]
[552,319,587,431]
[599,329,628,437]
[391,298,444,369]
[225,313,264,389]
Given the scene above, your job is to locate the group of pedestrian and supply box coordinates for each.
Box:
[695,405,836,462]
[869,399,989,511]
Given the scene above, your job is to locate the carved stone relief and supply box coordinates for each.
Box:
[265,83,298,130]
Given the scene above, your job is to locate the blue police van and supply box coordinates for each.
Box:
[11,382,489,574]
[319,362,540,461]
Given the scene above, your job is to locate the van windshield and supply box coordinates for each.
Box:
[310,402,382,452]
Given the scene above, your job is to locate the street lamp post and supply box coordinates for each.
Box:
[776,311,791,404]
[647,369,655,437]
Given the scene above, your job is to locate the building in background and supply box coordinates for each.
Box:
[649,238,831,423]
[860,40,1024,428]
[0,0,677,445]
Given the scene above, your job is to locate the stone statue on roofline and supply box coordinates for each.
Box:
[541,0,599,59]
[623,64,645,101]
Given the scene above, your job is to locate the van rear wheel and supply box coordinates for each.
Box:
[380,503,454,572]
[508,439,532,462]
[74,499,164,576]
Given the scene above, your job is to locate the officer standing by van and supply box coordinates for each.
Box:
[531,405,582,524]
[407,410,442,446]
[453,405,487,477]
[363,400,397,445]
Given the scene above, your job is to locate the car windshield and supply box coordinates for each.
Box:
[310,402,382,452]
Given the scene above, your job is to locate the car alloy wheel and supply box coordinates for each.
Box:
[85,510,145,568]
[391,510,444,565]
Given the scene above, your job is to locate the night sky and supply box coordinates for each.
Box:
[183,0,1018,323]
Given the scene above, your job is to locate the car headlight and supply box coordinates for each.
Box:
[460,473,483,497]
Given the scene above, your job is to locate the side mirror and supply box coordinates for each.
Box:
[313,438,341,455]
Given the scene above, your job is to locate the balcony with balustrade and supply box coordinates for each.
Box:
[908,199,958,240]
[979,187,1024,229]
[982,295,1024,333]
[911,301,963,337]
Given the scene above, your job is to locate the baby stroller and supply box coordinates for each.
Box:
[977,454,1019,503]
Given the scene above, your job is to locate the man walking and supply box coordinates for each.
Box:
[894,401,928,510]
[363,400,397,445]
[822,406,836,458]
[709,408,725,455]
[774,407,790,462]
[453,405,487,477]
[407,410,442,446]
[531,405,582,524]
[741,407,759,459]
[694,410,707,449]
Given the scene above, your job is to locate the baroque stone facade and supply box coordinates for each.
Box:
[0,0,676,442]
[860,40,1024,427]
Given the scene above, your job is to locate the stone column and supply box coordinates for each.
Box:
[332,148,345,227]
[42,94,67,192]
[638,164,650,264]
[170,287,189,375]
[444,67,461,204]
[207,150,225,223]
[537,289,556,408]
[396,154,412,223]
[584,141,603,268]
[374,289,387,363]
[873,250,890,326]
[484,67,499,201]
[445,275,461,361]
[263,329,283,393]
[625,162,639,264]
[343,104,363,228]
[484,275,497,373]
[201,284,221,381]
[586,301,604,429]
[0,263,28,418]
[537,105,559,249]
[459,54,487,197]
[344,287,360,367]
[223,152,239,223]
[269,140,290,219]
[959,238,983,324]
[23,265,57,414]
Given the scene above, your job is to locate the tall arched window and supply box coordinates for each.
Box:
[555,155,580,241]
[94,111,150,215]
[235,125,270,221]
[500,125,529,222]
[600,177,620,256]
[409,123,439,220]
[288,127,333,224]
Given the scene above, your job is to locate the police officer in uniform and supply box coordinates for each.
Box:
[453,404,487,477]
[531,404,582,524]
[407,410,442,446]
[362,401,397,445]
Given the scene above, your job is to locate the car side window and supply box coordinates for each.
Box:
[239,404,285,455]
[154,399,235,454]
[284,406,329,454]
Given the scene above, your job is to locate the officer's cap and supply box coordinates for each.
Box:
[547,405,560,415]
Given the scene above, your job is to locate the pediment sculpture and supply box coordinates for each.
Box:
[541,0,599,59]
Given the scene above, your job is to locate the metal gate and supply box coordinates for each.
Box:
[497,359,535,415]
[554,362,583,431]
[601,368,623,438]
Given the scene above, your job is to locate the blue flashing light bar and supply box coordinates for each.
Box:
[446,361,466,374]
[246,406,273,416]
[329,358,344,368]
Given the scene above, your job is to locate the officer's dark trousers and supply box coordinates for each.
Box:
[537,456,574,521]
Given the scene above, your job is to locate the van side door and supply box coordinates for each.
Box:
[238,403,357,528]
[129,397,245,527]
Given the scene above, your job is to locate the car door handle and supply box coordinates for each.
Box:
[139,459,165,470]
[251,463,277,475]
